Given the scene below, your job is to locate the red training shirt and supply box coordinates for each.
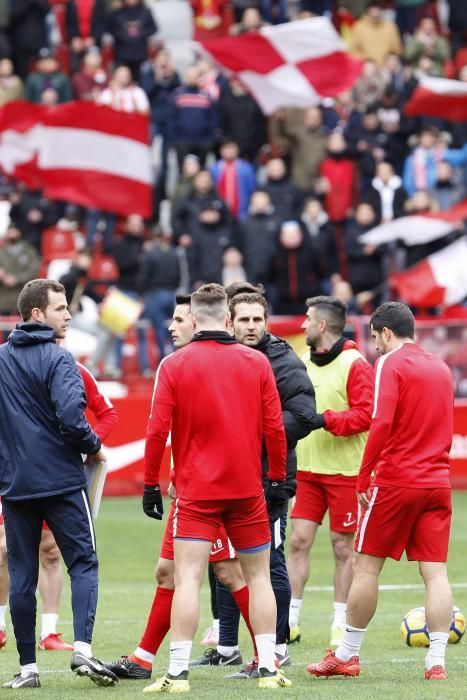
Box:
[78,362,118,441]
[357,343,453,492]
[145,337,287,500]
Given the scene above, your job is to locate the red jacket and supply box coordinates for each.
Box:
[145,334,287,500]
[320,157,356,222]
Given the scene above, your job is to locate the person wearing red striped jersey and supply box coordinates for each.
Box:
[141,283,290,693]
[0,361,117,653]
[308,302,454,682]
[287,296,373,649]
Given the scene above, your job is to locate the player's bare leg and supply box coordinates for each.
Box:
[329,530,355,646]
[421,561,452,679]
[307,553,385,677]
[0,524,8,648]
[38,529,73,650]
[287,519,319,641]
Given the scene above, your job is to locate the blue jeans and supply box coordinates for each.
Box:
[143,289,175,360]
[85,209,116,254]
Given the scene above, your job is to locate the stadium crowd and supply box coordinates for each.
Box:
[0,0,466,377]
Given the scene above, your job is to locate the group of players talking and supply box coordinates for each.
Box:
[0,277,454,691]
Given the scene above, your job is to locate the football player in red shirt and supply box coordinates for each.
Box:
[141,284,290,693]
[307,302,454,682]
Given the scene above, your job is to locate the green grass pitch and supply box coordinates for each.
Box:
[1,493,466,697]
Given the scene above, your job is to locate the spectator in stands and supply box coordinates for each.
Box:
[381,52,407,94]
[219,77,267,162]
[210,139,256,220]
[106,0,157,80]
[9,186,61,251]
[352,59,384,111]
[97,64,149,113]
[317,131,357,225]
[366,161,408,222]
[191,0,232,41]
[59,247,96,314]
[348,1,402,66]
[229,6,265,34]
[345,107,386,191]
[111,213,149,373]
[0,57,23,106]
[0,0,9,60]
[139,226,181,362]
[189,197,234,286]
[140,49,181,198]
[272,220,320,314]
[271,107,327,193]
[71,48,109,100]
[0,222,40,315]
[345,202,385,306]
[402,126,444,197]
[221,246,246,287]
[300,197,339,290]
[263,157,303,221]
[172,169,225,248]
[394,0,429,37]
[171,154,201,211]
[65,0,107,72]
[167,65,219,170]
[446,0,467,55]
[404,16,450,77]
[9,0,49,80]
[196,56,228,102]
[237,189,281,288]
[429,161,465,211]
[24,49,72,104]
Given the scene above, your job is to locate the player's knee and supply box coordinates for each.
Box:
[39,542,61,568]
[332,534,354,563]
[155,559,175,588]
[289,529,311,554]
[213,561,241,591]
[0,537,7,564]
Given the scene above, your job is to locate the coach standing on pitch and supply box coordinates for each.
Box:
[0,279,117,689]
[308,302,454,682]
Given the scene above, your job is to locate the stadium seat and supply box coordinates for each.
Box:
[41,227,77,263]
[87,255,120,299]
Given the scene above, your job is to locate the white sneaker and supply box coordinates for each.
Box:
[330,622,345,647]
[200,625,219,646]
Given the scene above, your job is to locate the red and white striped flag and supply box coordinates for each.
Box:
[0,101,152,217]
[390,238,467,307]
[359,200,467,247]
[199,17,363,115]
[404,76,467,122]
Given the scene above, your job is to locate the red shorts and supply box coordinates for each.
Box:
[291,472,358,533]
[209,525,236,563]
[159,501,176,560]
[173,495,270,552]
[355,485,452,562]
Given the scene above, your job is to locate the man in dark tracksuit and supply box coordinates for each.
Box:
[194,289,317,675]
[0,279,117,689]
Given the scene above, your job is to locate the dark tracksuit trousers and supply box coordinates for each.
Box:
[216,501,291,647]
[2,489,98,665]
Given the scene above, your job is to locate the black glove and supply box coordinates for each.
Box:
[143,484,164,520]
[310,413,326,431]
[266,479,289,509]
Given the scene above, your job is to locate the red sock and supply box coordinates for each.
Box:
[232,585,257,656]
[137,586,174,657]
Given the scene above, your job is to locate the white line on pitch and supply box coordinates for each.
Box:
[305,582,467,592]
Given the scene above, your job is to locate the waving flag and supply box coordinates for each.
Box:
[359,199,467,247]
[0,101,152,217]
[404,76,467,122]
[199,17,363,115]
[390,238,467,308]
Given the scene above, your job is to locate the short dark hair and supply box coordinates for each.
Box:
[370,302,415,339]
[306,295,347,335]
[191,283,228,322]
[175,293,191,307]
[229,293,268,321]
[225,281,266,300]
[17,279,66,321]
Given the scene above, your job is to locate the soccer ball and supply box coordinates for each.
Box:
[401,607,429,647]
[449,607,465,644]
[401,606,465,647]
